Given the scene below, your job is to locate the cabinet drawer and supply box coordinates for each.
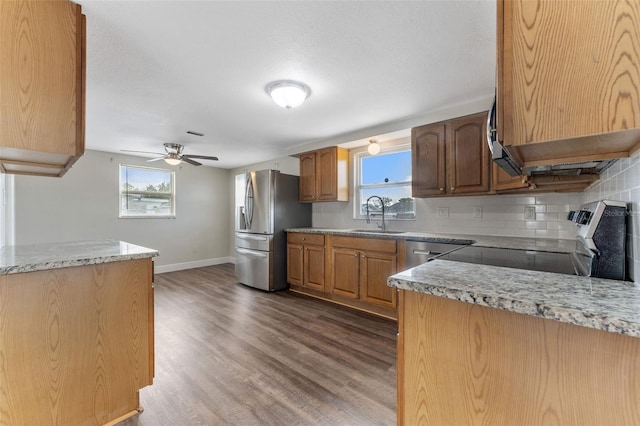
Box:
[331,235,397,253]
[287,233,325,246]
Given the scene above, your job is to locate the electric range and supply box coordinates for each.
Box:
[433,200,628,280]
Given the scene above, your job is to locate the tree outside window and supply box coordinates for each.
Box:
[119,165,175,218]
[355,147,415,220]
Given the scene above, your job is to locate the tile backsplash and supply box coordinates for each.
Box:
[312,150,640,282]
[584,150,640,283]
[312,192,583,239]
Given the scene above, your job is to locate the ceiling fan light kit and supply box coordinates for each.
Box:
[266,80,310,109]
[164,154,182,166]
[121,142,218,166]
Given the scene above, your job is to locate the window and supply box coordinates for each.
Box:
[119,165,175,218]
[354,146,415,220]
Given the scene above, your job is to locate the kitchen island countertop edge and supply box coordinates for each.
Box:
[388,259,640,338]
[0,240,159,275]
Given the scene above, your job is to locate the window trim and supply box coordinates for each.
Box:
[119,164,176,219]
[353,143,415,221]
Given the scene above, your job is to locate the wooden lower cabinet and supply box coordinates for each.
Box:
[304,245,325,290]
[331,247,360,299]
[360,251,397,309]
[330,236,397,311]
[287,233,325,291]
[397,290,640,425]
[0,258,154,425]
[287,243,304,285]
[287,233,400,319]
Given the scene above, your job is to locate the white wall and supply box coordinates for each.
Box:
[13,150,231,272]
[584,150,640,282]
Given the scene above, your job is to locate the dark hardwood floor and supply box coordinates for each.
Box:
[120,264,397,426]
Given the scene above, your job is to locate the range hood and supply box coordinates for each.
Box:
[487,98,620,177]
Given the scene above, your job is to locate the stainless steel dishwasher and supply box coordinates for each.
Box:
[405,240,468,268]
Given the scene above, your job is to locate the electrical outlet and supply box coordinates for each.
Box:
[524,205,536,220]
[437,207,449,218]
[473,206,483,218]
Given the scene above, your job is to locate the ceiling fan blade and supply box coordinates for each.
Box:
[181,157,202,166]
[146,157,165,162]
[184,154,219,161]
[121,149,164,155]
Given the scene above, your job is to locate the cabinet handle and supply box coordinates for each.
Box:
[361,255,366,258]
[451,187,455,191]
[439,187,444,192]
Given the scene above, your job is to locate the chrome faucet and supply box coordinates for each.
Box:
[366,195,385,232]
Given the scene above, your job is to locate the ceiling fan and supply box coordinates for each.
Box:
[121,143,218,166]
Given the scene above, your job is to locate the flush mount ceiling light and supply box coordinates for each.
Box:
[266,80,311,109]
[368,139,381,155]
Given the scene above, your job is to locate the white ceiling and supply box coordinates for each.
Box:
[77,0,496,169]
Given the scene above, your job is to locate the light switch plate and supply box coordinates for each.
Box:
[524,205,536,220]
[437,207,449,218]
[473,206,482,218]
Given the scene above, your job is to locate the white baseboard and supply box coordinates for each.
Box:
[155,256,235,274]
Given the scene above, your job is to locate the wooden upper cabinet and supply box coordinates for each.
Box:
[447,114,490,195]
[493,162,599,193]
[0,0,86,177]
[412,123,446,197]
[298,146,349,202]
[412,112,490,197]
[498,0,640,167]
[493,163,528,192]
[299,153,317,202]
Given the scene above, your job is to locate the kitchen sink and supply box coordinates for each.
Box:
[350,229,406,235]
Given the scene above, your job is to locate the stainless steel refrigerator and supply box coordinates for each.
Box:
[235,169,312,291]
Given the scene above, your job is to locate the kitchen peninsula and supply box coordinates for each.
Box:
[0,240,157,425]
[390,261,640,425]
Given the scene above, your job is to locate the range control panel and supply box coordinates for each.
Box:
[568,200,627,241]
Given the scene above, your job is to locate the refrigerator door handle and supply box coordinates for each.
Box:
[236,234,268,241]
[244,173,254,229]
[236,248,268,258]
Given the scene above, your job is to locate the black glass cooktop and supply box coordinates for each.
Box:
[436,246,579,275]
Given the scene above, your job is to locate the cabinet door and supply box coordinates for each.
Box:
[493,163,528,191]
[0,1,85,177]
[287,244,304,285]
[1,1,84,155]
[330,247,360,299]
[499,0,640,146]
[304,245,325,290]
[360,252,397,308]
[299,153,317,202]
[447,113,490,195]
[316,147,338,201]
[412,123,446,197]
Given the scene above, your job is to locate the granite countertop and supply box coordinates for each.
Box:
[0,240,159,275]
[285,227,577,253]
[388,260,640,338]
[287,227,638,337]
